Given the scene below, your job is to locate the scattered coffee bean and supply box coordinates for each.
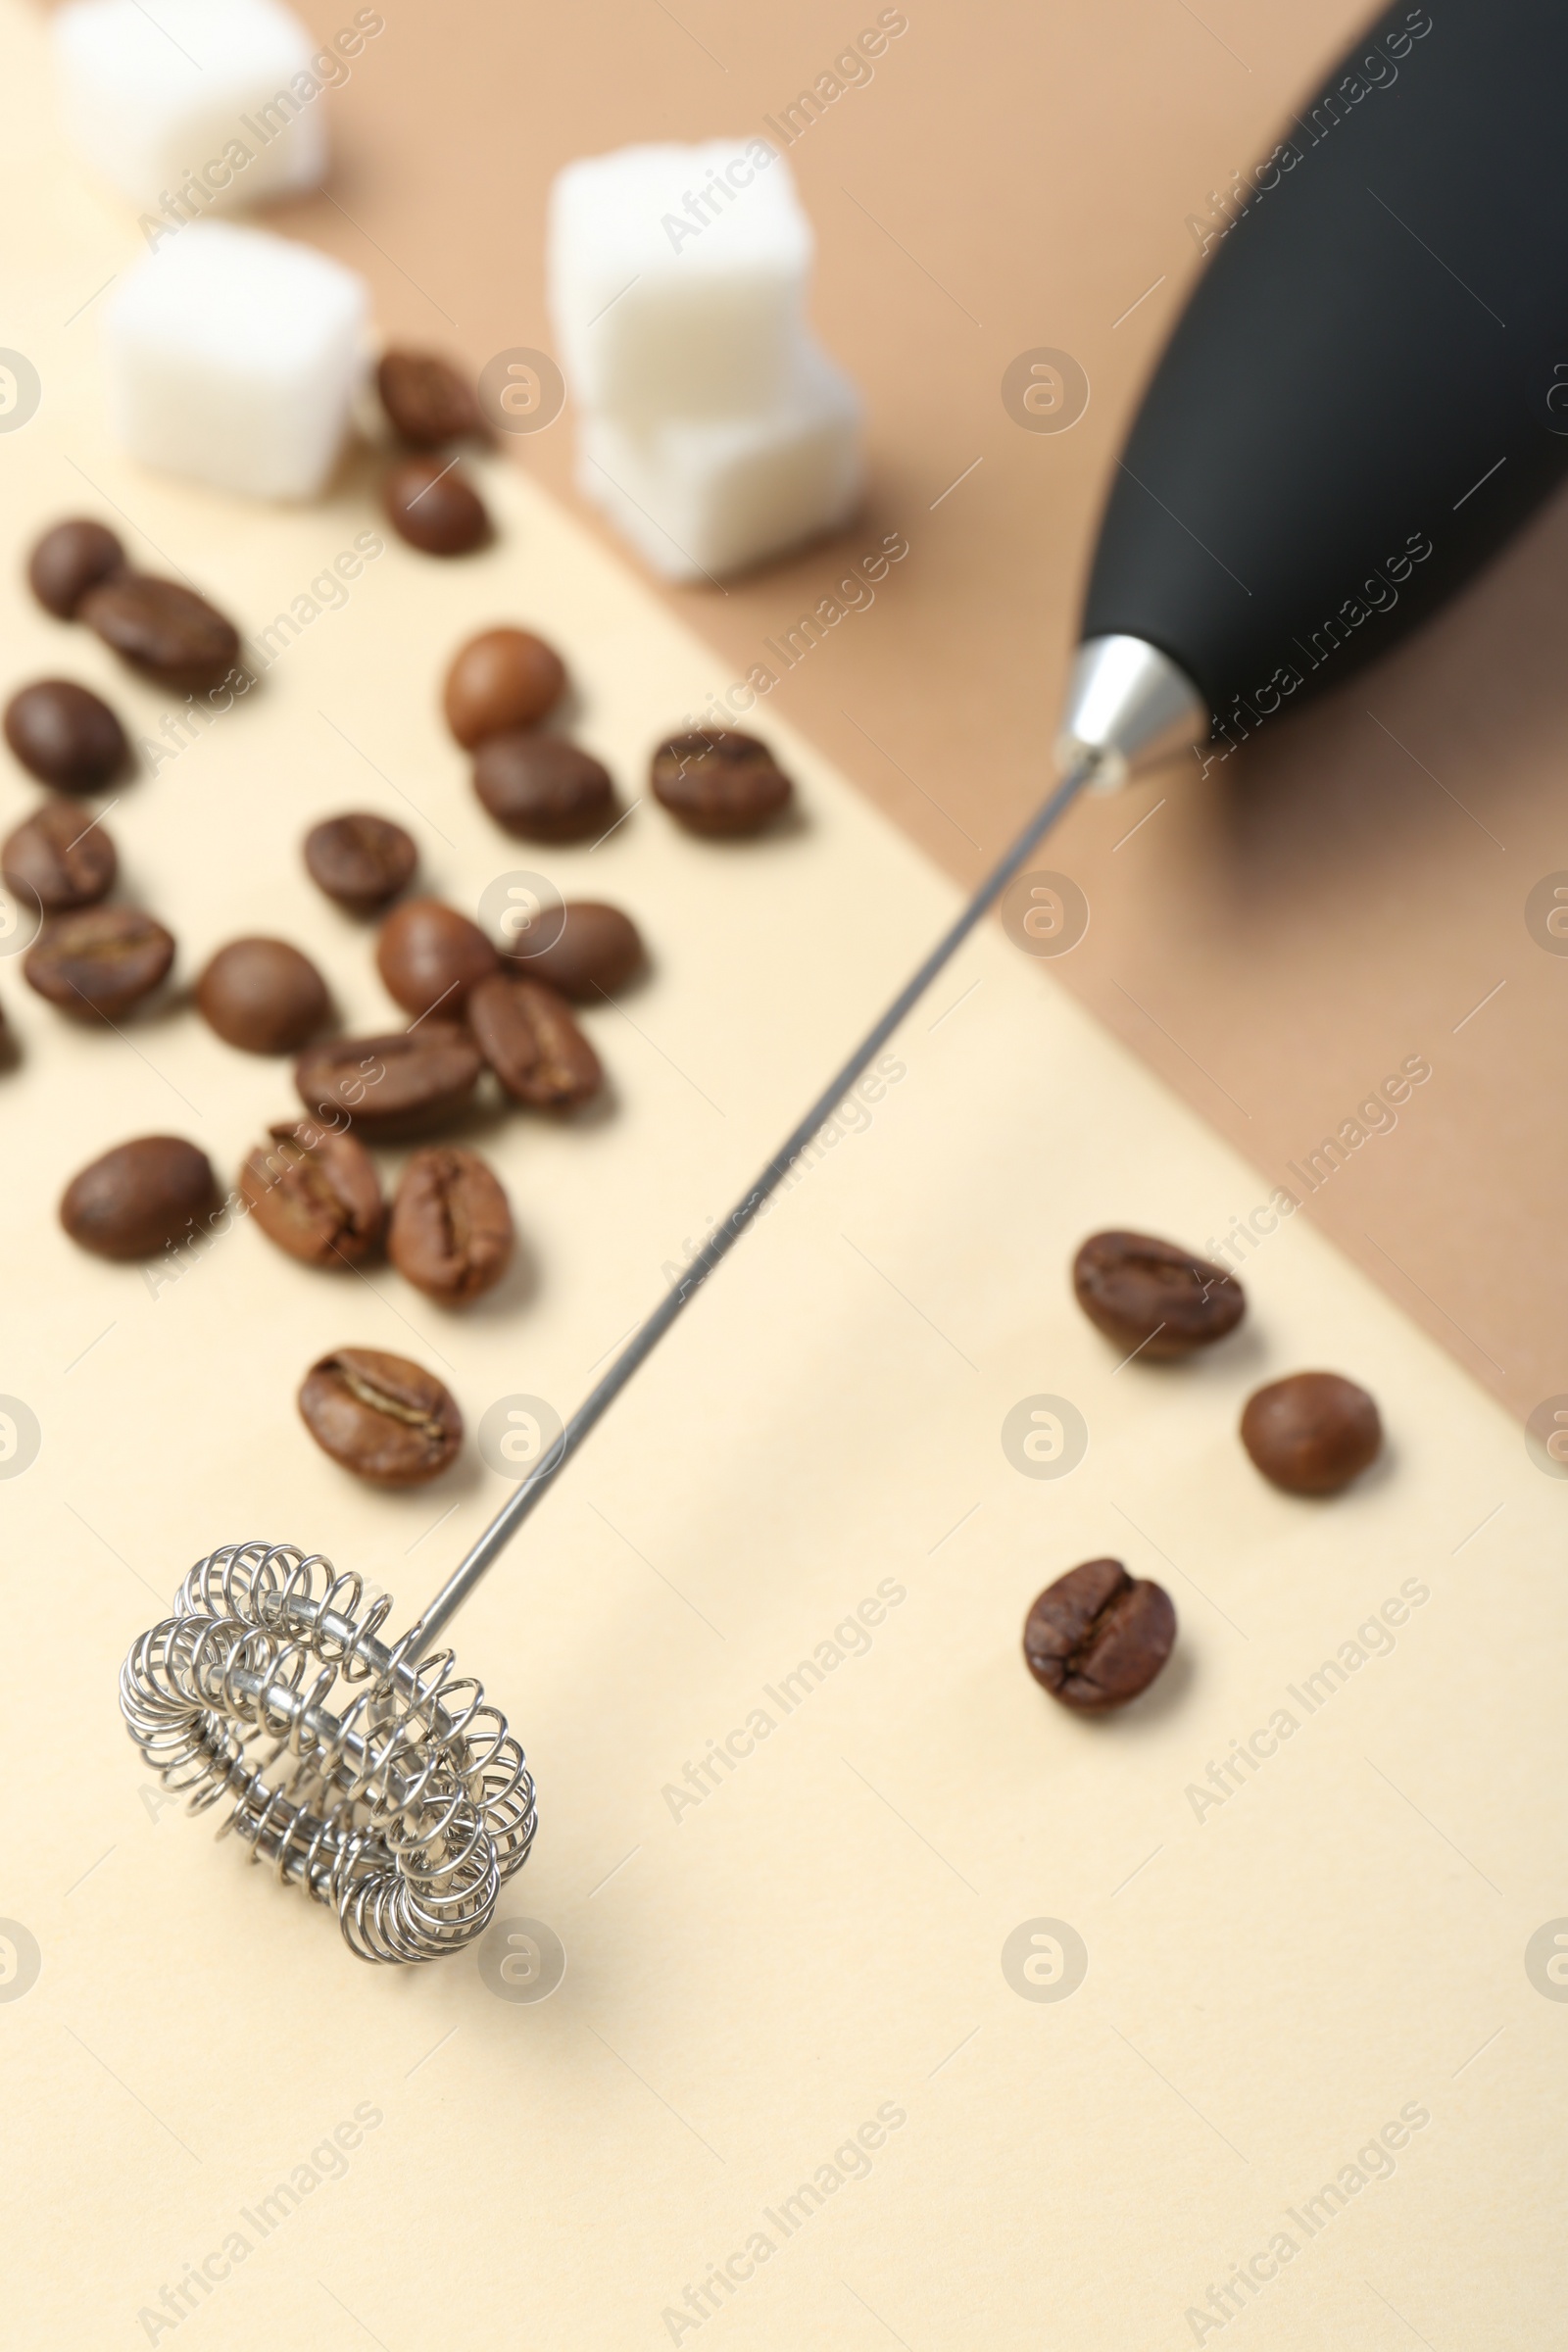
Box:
[27,517,125,618]
[78,572,240,689]
[296,1024,482,1137]
[651,728,793,836]
[444,626,566,748]
[509,900,643,1000]
[4,679,127,792]
[376,896,497,1018]
[25,904,174,1017]
[304,811,416,914]
[239,1122,384,1266]
[298,1346,462,1485]
[473,733,614,841]
[385,454,489,556]
[1023,1558,1177,1712]
[196,937,330,1054]
[60,1135,217,1260]
[1240,1372,1382,1495]
[2,802,116,911]
[389,1146,514,1303]
[467,971,603,1107]
[1072,1230,1244,1359]
[377,348,485,446]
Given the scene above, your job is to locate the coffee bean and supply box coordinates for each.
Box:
[473,733,614,841]
[78,573,240,689]
[2,801,116,911]
[298,1346,462,1486]
[377,348,485,447]
[389,1146,514,1303]
[385,455,489,556]
[239,1122,384,1266]
[1023,1558,1177,1712]
[444,627,566,748]
[296,1024,481,1137]
[651,728,793,837]
[1072,1230,1244,1359]
[60,1135,217,1260]
[25,904,174,1017]
[304,811,416,914]
[466,972,603,1107]
[196,937,330,1054]
[27,518,124,619]
[4,680,127,792]
[376,896,497,1017]
[509,900,643,1000]
[1240,1372,1382,1495]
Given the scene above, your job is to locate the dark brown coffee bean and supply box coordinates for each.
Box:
[298,1346,462,1486]
[1072,1230,1244,1359]
[60,1135,217,1260]
[377,348,486,447]
[472,734,614,841]
[466,972,603,1107]
[444,627,566,748]
[25,904,174,1017]
[385,455,489,556]
[196,937,330,1054]
[651,728,792,837]
[78,573,240,688]
[1,801,116,911]
[239,1122,384,1266]
[376,896,497,1018]
[1240,1372,1382,1495]
[509,900,643,1000]
[295,1024,481,1137]
[1023,1558,1177,1712]
[28,518,125,619]
[389,1147,514,1303]
[4,680,127,792]
[303,811,416,914]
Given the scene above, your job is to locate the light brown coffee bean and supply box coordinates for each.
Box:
[25,904,174,1016]
[385,455,489,556]
[1022,1558,1177,1712]
[466,972,603,1107]
[1,801,116,911]
[298,1346,462,1485]
[651,728,792,836]
[196,937,330,1054]
[1072,1230,1244,1359]
[389,1146,514,1302]
[472,733,614,841]
[27,517,124,618]
[508,901,643,1000]
[79,573,240,689]
[376,896,497,1018]
[303,811,416,914]
[295,1024,481,1137]
[443,627,566,748]
[4,680,127,792]
[239,1122,384,1266]
[377,348,486,446]
[1240,1372,1382,1494]
[60,1135,217,1260]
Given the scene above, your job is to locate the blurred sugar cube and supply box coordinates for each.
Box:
[106,221,368,500]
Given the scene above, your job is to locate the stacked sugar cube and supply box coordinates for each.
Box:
[549,141,863,581]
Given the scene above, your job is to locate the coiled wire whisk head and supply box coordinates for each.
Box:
[119,1542,536,1964]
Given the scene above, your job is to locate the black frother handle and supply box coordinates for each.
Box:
[1081,0,1568,732]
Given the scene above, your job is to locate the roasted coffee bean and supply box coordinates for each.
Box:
[27,517,125,618]
[385,454,489,556]
[4,679,127,792]
[1240,1372,1382,1495]
[60,1135,217,1260]
[651,728,793,836]
[389,1146,514,1303]
[1023,1558,1177,1712]
[509,900,643,1000]
[377,348,485,447]
[472,733,614,841]
[78,572,240,688]
[443,627,566,748]
[298,1346,462,1485]
[296,1024,481,1137]
[466,971,602,1107]
[304,811,416,913]
[376,896,497,1017]
[196,937,330,1054]
[1,801,116,911]
[239,1122,384,1266]
[1072,1230,1244,1359]
[25,904,173,1016]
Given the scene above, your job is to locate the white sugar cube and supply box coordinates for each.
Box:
[549,139,812,422]
[576,341,863,581]
[105,221,368,500]
[52,0,329,217]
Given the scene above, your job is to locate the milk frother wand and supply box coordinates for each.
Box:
[122,0,1568,1960]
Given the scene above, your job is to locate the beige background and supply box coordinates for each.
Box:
[3,6,1566,2348]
